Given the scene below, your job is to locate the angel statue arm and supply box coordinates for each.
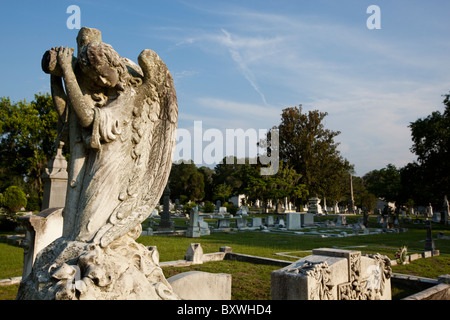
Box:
[56,46,94,127]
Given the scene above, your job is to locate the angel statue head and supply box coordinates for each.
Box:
[79,41,142,94]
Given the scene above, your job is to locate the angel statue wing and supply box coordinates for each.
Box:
[96,49,178,248]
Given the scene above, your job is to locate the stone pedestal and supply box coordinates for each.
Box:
[18,208,64,279]
[271,248,392,300]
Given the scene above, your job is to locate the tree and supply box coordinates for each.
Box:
[0,94,59,201]
[269,105,353,200]
[213,183,233,203]
[363,164,401,203]
[168,162,205,202]
[265,160,308,209]
[1,186,27,214]
[404,94,450,205]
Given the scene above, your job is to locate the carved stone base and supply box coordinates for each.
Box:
[16,234,179,300]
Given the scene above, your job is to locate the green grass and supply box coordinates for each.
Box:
[0,243,23,279]
[1,217,449,300]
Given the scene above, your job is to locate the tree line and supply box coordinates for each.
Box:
[1,93,448,213]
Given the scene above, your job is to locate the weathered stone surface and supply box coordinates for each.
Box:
[17,27,178,300]
[271,248,392,300]
[168,271,231,300]
[17,234,178,300]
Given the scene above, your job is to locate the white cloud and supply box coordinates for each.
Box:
[166,5,450,175]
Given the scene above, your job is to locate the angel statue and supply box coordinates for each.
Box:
[17,27,179,300]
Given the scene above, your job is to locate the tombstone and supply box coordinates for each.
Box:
[301,213,315,226]
[237,205,249,216]
[307,197,323,215]
[442,196,449,225]
[185,243,204,264]
[286,213,301,230]
[275,202,284,214]
[186,206,200,238]
[333,202,340,214]
[219,206,227,214]
[158,185,174,231]
[426,203,433,218]
[266,216,274,227]
[215,200,221,213]
[18,208,63,279]
[424,221,436,252]
[271,248,392,300]
[277,218,285,228]
[236,218,248,229]
[41,142,68,210]
[335,215,347,226]
[252,217,262,228]
[216,219,230,229]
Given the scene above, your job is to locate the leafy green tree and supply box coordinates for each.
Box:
[267,105,353,201]
[363,164,401,203]
[0,94,59,200]
[198,166,214,201]
[402,94,450,205]
[1,186,27,214]
[213,183,233,203]
[168,162,205,202]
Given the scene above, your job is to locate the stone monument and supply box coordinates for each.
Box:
[158,185,174,231]
[307,197,323,215]
[348,174,355,213]
[41,142,68,210]
[17,27,179,300]
[271,248,392,300]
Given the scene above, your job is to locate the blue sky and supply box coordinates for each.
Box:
[1,0,449,176]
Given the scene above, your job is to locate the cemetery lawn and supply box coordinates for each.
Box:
[0,219,449,300]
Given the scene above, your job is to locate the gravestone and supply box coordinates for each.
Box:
[266,216,274,227]
[219,207,227,214]
[251,217,262,228]
[271,248,392,300]
[236,218,248,229]
[158,185,174,231]
[301,213,315,226]
[18,208,63,279]
[286,213,301,230]
[307,197,323,215]
[215,200,221,213]
[335,215,347,226]
[275,202,284,214]
[427,203,433,218]
[198,218,210,236]
[185,243,204,264]
[41,142,68,210]
[216,219,230,229]
[186,206,200,238]
[237,205,249,216]
[425,221,436,252]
